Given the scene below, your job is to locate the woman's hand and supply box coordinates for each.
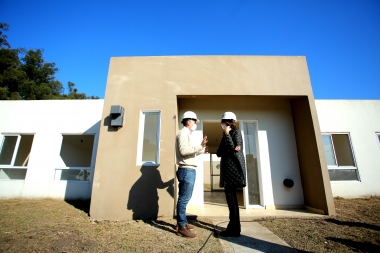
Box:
[224,126,231,135]
[235,145,241,152]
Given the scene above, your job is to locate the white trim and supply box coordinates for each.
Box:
[327,166,357,170]
[11,135,21,166]
[59,133,97,184]
[0,134,34,181]
[0,166,28,169]
[54,167,92,181]
[136,110,161,166]
[89,133,98,189]
[55,167,92,170]
[322,133,360,181]
[330,180,362,184]
[0,134,21,166]
[322,133,358,169]
[322,134,338,166]
[0,134,35,168]
[240,120,266,209]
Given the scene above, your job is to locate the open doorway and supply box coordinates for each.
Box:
[202,121,244,207]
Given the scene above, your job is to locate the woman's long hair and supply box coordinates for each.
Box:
[221,119,237,130]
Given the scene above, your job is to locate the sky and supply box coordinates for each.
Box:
[1,0,379,99]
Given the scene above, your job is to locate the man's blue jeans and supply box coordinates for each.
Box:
[176,167,196,227]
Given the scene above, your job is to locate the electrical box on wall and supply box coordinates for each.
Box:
[110,105,124,127]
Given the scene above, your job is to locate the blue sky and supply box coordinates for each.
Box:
[1,0,379,99]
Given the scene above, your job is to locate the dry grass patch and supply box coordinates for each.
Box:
[259,196,380,252]
[0,199,222,253]
[1,197,379,252]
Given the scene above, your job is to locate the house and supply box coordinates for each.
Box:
[0,100,103,199]
[315,100,380,197]
[1,56,379,221]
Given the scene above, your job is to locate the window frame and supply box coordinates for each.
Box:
[54,133,97,181]
[0,134,22,167]
[136,110,161,166]
[322,134,338,167]
[0,134,34,180]
[322,132,360,181]
[322,133,358,170]
[54,167,92,181]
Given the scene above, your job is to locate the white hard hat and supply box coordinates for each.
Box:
[181,111,200,123]
[221,111,237,122]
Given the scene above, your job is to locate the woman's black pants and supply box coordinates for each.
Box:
[224,185,241,233]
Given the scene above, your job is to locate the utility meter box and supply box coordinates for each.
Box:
[110,105,124,127]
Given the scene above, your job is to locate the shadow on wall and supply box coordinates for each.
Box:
[127,166,174,220]
[103,115,119,132]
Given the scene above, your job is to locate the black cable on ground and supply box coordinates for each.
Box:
[197,221,228,253]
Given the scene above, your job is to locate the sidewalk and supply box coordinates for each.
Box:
[188,203,324,252]
[212,219,297,253]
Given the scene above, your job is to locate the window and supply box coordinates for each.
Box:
[243,122,261,205]
[60,135,94,167]
[136,110,161,165]
[0,134,34,180]
[322,134,359,181]
[55,134,95,181]
[54,169,91,181]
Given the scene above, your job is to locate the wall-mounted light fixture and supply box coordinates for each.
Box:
[283,178,294,188]
[110,105,124,127]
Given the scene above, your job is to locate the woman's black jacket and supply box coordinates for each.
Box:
[216,129,247,188]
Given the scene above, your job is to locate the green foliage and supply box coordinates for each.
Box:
[61,81,87,99]
[0,23,99,100]
[0,23,10,49]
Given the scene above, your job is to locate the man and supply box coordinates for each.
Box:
[175,111,208,239]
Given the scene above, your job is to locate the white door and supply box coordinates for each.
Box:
[240,121,263,208]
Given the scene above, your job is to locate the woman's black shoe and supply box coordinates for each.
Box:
[219,230,240,237]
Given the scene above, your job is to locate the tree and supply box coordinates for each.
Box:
[0,23,10,49]
[62,81,87,99]
[0,23,99,100]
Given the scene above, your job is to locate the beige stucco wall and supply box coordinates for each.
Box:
[90,56,335,220]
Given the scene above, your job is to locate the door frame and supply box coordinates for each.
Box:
[201,120,224,193]
[240,120,264,209]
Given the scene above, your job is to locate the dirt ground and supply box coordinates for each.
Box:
[0,197,379,253]
[0,199,222,253]
[259,196,380,252]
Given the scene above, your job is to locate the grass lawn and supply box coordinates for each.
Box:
[0,197,379,252]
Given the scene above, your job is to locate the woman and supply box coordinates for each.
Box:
[216,111,247,237]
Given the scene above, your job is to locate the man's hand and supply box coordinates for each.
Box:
[198,146,209,154]
[235,145,241,152]
[201,135,208,147]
